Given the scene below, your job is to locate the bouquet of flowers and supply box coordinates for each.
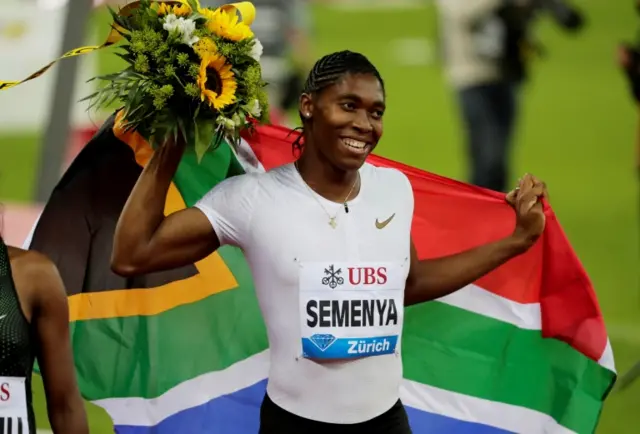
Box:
[86,0,269,160]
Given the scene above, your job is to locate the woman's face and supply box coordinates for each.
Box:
[301,73,385,171]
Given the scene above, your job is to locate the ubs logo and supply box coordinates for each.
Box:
[322,265,344,289]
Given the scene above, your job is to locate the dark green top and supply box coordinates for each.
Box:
[0,240,36,433]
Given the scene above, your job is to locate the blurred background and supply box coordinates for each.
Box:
[0,0,638,432]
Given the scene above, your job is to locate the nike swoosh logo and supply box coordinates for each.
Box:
[375,213,396,229]
[0,315,6,320]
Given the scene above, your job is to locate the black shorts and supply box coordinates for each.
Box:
[259,393,413,434]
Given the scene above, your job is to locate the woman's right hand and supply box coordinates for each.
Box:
[111,127,220,277]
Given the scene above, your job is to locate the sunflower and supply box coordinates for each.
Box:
[199,7,253,42]
[153,1,192,17]
[193,38,217,59]
[197,53,237,110]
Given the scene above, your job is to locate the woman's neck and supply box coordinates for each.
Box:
[296,151,360,203]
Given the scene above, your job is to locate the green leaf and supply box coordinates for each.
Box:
[79,90,100,103]
[192,103,201,121]
[176,117,188,143]
[114,51,135,63]
[186,0,202,11]
[172,123,180,145]
[194,119,215,163]
[191,13,208,22]
[111,9,132,32]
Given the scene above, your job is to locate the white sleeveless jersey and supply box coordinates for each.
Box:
[195,162,414,424]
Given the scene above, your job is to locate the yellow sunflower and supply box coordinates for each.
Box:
[193,38,217,59]
[197,53,237,110]
[198,7,253,41]
[153,2,192,17]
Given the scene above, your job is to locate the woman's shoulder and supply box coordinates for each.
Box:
[363,163,411,188]
[9,247,55,274]
[7,247,65,321]
[9,247,63,296]
[218,163,295,191]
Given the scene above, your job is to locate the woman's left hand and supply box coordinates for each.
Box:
[505,173,549,250]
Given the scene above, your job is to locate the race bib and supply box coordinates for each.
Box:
[0,377,29,434]
[299,262,405,360]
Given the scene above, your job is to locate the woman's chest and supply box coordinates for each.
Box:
[247,193,412,286]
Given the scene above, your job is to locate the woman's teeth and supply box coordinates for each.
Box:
[342,138,367,150]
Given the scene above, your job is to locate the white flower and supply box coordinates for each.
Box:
[163,14,199,47]
[249,38,263,62]
[232,113,244,127]
[217,116,236,132]
[245,99,261,118]
[163,14,180,32]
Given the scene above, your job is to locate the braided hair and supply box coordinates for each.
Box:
[292,50,384,154]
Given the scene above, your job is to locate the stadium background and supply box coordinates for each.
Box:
[0,0,638,432]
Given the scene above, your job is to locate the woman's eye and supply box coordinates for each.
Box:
[371,110,384,119]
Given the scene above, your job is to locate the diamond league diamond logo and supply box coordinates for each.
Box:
[309,334,337,351]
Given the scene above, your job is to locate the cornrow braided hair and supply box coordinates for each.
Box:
[292,50,385,154]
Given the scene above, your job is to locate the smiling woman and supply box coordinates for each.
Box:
[293,51,386,170]
[291,50,388,228]
[111,49,416,434]
[111,46,548,434]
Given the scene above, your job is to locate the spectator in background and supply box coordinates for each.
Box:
[614,2,640,390]
[435,0,583,192]
[617,37,640,174]
[275,0,315,118]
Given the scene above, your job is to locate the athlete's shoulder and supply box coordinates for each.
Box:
[213,170,264,196]
[264,162,296,177]
[195,164,289,215]
[226,163,295,193]
[363,163,412,190]
[8,247,66,313]
[9,247,61,287]
[221,163,292,186]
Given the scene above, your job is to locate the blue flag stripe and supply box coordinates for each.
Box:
[113,380,513,434]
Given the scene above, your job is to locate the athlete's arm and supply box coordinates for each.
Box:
[111,138,220,276]
[404,236,526,306]
[404,174,546,306]
[29,253,89,434]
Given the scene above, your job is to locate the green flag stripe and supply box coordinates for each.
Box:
[403,302,614,434]
[173,141,245,208]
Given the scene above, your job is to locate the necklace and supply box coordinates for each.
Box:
[294,162,360,229]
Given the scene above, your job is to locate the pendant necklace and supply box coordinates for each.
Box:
[295,162,360,229]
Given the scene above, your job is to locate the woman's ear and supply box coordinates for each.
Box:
[299,93,313,120]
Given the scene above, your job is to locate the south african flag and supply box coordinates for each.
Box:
[25,112,615,433]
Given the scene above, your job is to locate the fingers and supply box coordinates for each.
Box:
[505,173,549,208]
[518,173,533,191]
[508,173,548,211]
[516,181,539,213]
[528,174,549,203]
[505,188,517,206]
[518,190,541,214]
[517,174,547,198]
